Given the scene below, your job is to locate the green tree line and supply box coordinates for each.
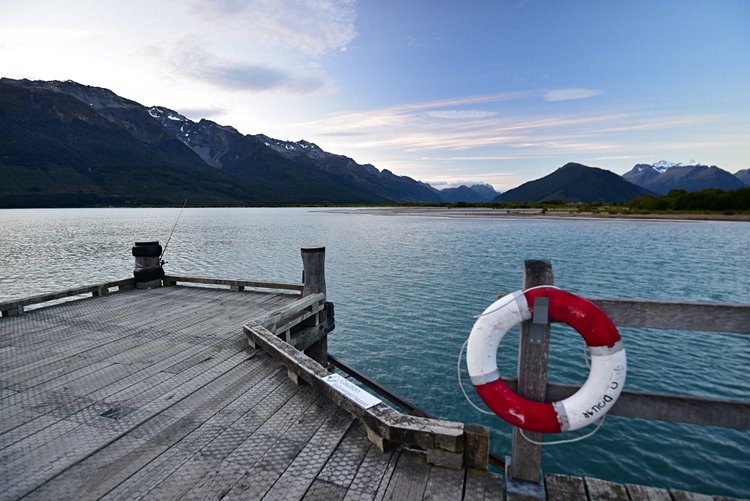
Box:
[630,188,750,212]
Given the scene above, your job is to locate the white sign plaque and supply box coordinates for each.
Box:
[323,373,382,409]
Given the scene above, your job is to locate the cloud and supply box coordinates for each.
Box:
[166,45,328,94]
[177,106,228,120]
[185,0,357,55]
[298,90,535,133]
[544,88,604,102]
[427,110,500,120]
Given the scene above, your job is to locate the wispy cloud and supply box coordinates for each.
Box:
[427,110,500,119]
[165,45,329,94]
[298,90,535,133]
[178,106,228,120]
[290,89,719,185]
[544,88,604,102]
[184,0,357,55]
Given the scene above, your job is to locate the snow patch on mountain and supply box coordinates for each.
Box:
[651,160,704,172]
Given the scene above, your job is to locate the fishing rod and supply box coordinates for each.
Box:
[159,198,187,265]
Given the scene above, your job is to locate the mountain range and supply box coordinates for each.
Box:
[622,161,747,195]
[0,78,746,207]
[0,78,501,207]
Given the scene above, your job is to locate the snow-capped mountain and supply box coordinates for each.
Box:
[623,161,746,194]
[650,160,704,173]
[148,107,441,203]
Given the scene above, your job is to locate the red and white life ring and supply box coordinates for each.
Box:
[466,286,626,433]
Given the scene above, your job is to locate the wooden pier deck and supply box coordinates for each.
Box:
[0,285,503,500]
[2,277,746,500]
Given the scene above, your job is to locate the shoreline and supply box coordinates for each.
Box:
[323,207,750,222]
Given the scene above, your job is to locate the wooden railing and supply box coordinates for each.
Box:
[162,274,304,293]
[245,292,331,352]
[505,260,750,498]
[0,278,135,317]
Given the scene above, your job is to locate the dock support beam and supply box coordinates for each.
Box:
[301,246,329,366]
[507,260,553,500]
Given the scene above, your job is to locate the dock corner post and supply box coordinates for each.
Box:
[300,246,329,366]
[508,259,553,499]
[132,241,165,290]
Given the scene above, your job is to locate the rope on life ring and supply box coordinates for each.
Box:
[466,286,627,433]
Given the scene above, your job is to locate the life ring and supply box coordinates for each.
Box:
[466,286,626,433]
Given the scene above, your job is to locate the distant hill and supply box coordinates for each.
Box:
[0,78,441,207]
[438,183,500,202]
[735,169,750,186]
[622,161,746,195]
[494,163,652,203]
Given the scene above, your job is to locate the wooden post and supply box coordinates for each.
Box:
[509,260,553,490]
[301,246,326,298]
[301,247,328,366]
[132,241,164,290]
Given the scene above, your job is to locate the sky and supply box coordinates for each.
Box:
[1,0,749,190]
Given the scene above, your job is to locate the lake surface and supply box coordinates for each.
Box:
[1,208,748,497]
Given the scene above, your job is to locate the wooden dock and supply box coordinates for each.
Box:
[2,245,747,500]
[0,284,504,500]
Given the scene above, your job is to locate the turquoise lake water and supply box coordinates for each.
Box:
[1,207,748,497]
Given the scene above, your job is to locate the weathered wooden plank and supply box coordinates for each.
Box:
[0,417,83,465]
[670,490,715,501]
[104,350,249,414]
[123,381,316,500]
[261,409,354,500]
[591,297,750,334]
[22,434,167,501]
[511,259,553,484]
[463,468,504,501]
[504,380,750,430]
[117,372,294,500]
[317,420,372,489]
[0,413,85,453]
[462,424,490,470]
[26,354,273,499]
[626,482,673,500]
[381,448,431,500]
[1,327,143,378]
[0,407,44,435]
[344,444,400,500]
[257,292,325,330]
[545,473,587,501]
[196,394,331,500]
[304,479,348,500]
[4,348,253,492]
[422,463,464,500]
[585,476,630,500]
[495,292,750,335]
[2,424,122,498]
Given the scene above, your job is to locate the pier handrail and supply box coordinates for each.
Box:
[0,275,307,318]
[0,277,135,317]
[495,293,750,335]
[162,274,304,293]
[505,260,750,493]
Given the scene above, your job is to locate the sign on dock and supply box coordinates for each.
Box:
[323,373,382,409]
